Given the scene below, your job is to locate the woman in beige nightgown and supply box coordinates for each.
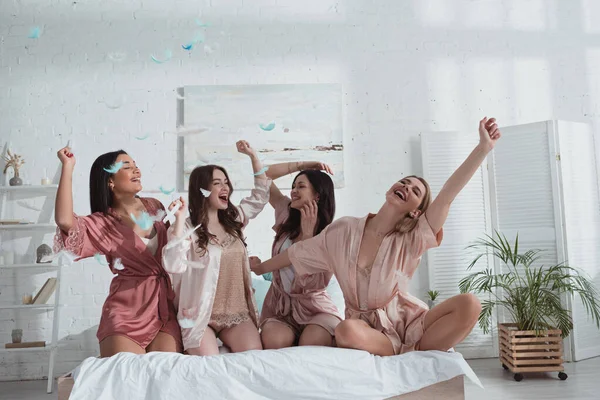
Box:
[252,117,501,356]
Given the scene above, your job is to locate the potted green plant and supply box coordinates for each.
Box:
[426,290,440,309]
[459,232,600,382]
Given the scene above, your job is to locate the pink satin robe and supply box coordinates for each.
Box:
[259,195,342,336]
[53,197,182,350]
[288,214,443,354]
[162,178,271,351]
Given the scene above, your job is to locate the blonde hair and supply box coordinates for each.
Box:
[395,175,432,234]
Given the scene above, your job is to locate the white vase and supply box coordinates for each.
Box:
[427,300,436,309]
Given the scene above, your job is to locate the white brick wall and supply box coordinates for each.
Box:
[1,0,600,380]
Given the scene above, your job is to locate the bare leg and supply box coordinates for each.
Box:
[219,321,263,353]
[99,335,145,357]
[419,293,481,351]
[187,327,219,356]
[261,321,296,349]
[334,319,394,356]
[146,332,180,353]
[298,324,334,347]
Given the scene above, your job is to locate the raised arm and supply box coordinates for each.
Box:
[426,117,501,233]
[265,161,334,207]
[237,140,267,180]
[55,146,76,232]
[235,140,272,225]
[162,197,196,274]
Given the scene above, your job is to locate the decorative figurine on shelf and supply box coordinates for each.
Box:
[2,149,25,186]
[11,329,23,344]
[36,244,53,264]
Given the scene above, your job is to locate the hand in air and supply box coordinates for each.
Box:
[168,197,187,219]
[479,117,501,151]
[307,162,334,175]
[236,140,257,158]
[57,146,75,168]
[300,200,319,239]
[249,256,262,273]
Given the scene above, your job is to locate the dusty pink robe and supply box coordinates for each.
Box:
[259,196,342,336]
[53,197,182,350]
[288,214,443,354]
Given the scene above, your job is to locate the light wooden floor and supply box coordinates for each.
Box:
[1,357,599,399]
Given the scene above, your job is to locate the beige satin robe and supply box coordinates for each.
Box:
[288,214,443,354]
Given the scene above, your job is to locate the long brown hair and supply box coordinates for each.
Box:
[395,175,432,234]
[188,165,245,256]
[274,170,336,244]
[89,150,128,214]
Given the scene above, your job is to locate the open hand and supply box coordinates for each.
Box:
[300,200,319,239]
[306,161,334,175]
[478,117,501,151]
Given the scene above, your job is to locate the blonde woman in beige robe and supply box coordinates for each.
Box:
[252,117,501,356]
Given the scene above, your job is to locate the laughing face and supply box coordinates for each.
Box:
[289,174,318,210]
[109,154,142,194]
[385,176,427,216]
[207,168,232,210]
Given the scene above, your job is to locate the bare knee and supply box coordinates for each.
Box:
[298,325,333,347]
[261,325,295,350]
[457,293,481,326]
[334,320,365,349]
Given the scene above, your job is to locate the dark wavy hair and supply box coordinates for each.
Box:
[188,165,245,256]
[274,170,335,244]
[89,150,128,214]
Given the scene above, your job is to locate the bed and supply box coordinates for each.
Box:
[58,347,480,399]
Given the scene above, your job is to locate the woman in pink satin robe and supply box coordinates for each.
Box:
[253,117,501,356]
[256,161,343,349]
[54,146,182,357]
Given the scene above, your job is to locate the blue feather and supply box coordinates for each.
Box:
[103,161,123,174]
[159,186,175,195]
[259,122,276,131]
[182,43,193,51]
[130,211,154,230]
[135,134,150,140]
[151,50,172,64]
[263,272,273,282]
[94,253,109,266]
[28,27,41,39]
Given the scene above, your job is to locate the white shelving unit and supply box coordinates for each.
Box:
[0,183,63,394]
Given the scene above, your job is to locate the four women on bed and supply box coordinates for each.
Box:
[54,116,499,358]
[251,116,501,356]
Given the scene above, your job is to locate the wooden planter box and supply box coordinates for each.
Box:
[498,323,568,382]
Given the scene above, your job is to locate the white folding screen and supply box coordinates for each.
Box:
[487,122,562,326]
[422,121,600,361]
[554,121,600,361]
[421,132,497,359]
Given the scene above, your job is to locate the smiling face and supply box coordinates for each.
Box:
[289,174,319,209]
[208,168,232,210]
[108,154,142,195]
[385,176,428,217]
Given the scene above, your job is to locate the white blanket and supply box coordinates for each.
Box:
[69,347,481,400]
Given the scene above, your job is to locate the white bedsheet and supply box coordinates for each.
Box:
[69,347,481,400]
